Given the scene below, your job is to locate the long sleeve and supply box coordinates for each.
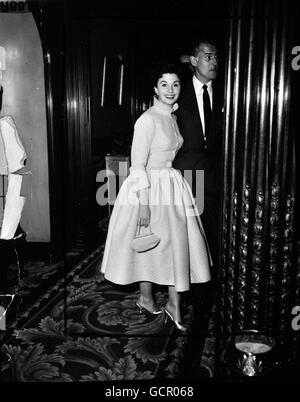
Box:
[128,113,154,193]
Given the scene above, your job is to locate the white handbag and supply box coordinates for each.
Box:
[131,224,160,253]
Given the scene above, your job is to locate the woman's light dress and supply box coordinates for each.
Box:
[101,98,211,292]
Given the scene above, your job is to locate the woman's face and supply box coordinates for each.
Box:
[154,73,181,106]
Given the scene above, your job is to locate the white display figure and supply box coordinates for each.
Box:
[0,115,29,240]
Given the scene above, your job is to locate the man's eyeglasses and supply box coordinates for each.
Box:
[197,53,219,63]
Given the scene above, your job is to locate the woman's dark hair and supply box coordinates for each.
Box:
[151,61,182,88]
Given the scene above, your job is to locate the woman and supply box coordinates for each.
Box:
[101,64,211,332]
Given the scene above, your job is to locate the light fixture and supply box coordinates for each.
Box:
[180,54,190,64]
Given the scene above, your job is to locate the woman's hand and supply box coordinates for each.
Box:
[138,205,151,227]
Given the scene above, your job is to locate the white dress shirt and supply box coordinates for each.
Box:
[192,76,213,139]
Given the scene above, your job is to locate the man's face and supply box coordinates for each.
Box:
[190,43,218,84]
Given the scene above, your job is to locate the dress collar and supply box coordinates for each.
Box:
[152,97,179,114]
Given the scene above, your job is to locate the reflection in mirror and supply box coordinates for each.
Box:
[101,55,124,107]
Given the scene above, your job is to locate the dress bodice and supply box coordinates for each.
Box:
[146,99,183,168]
[131,98,183,171]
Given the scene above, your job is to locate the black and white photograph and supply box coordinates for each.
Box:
[0,0,299,392]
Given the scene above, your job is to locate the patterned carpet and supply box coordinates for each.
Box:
[1,246,214,382]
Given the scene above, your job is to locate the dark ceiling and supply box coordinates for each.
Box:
[63,0,231,20]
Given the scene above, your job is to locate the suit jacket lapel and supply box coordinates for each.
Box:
[181,81,204,137]
[207,82,222,148]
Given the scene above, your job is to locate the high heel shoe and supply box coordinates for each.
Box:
[136,300,164,315]
[164,308,188,333]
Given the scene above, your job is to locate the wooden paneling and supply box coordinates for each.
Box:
[64,18,93,252]
[30,2,94,258]
[30,2,66,261]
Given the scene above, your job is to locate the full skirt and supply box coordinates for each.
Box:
[101,167,211,292]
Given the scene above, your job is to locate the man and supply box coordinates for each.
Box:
[173,38,224,334]
[174,37,223,270]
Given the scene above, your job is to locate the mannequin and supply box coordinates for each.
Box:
[0,113,29,291]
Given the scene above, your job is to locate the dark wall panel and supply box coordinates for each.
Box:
[217,0,299,362]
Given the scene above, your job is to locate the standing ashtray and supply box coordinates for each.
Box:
[223,330,279,377]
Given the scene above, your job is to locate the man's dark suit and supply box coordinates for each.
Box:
[173,78,223,337]
[173,78,223,268]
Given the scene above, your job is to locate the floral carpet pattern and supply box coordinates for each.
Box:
[1,250,198,382]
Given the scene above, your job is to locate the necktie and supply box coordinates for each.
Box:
[202,84,211,138]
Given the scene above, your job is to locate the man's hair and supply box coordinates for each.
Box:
[190,37,218,57]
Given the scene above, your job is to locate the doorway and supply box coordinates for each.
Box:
[88,15,228,225]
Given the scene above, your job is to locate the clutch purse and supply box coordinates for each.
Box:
[131,224,160,253]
